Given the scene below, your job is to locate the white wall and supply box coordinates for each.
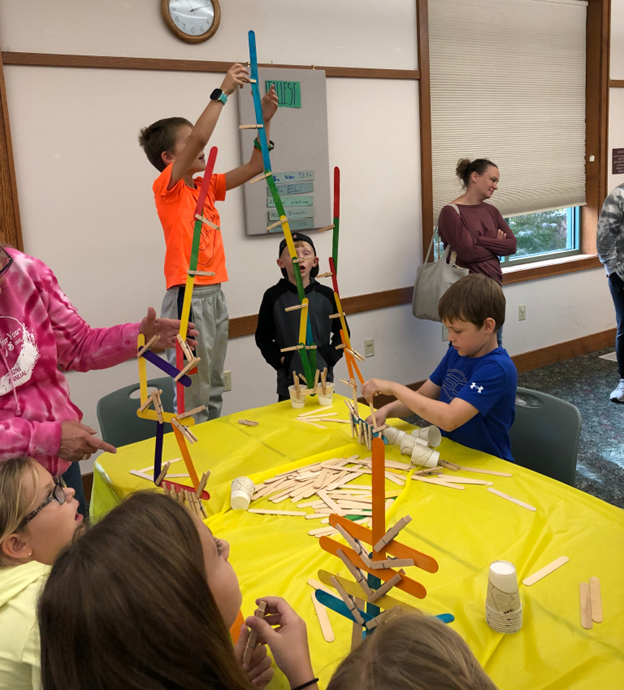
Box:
[0,1,617,474]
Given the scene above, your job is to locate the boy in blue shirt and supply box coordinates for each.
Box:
[363,274,517,461]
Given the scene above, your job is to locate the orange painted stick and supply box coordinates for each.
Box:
[341,330,356,382]
[172,425,200,490]
[371,437,386,560]
[319,536,426,599]
[329,514,438,573]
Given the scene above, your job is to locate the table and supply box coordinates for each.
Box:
[93,395,624,689]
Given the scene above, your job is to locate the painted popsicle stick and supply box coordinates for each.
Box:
[314,590,370,626]
[332,166,340,273]
[153,421,164,482]
[193,146,218,218]
[371,437,386,561]
[319,536,427,599]
[329,514,438,574]
[136,335,160,358]
[160,478,209,501]
[141,349,192,387]
[299,299,309,345]
[175,341,185,415]
[137,335,148,404]
[171,424,200,490]
[522,557,569,586]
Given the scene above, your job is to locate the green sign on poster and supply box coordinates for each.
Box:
[266,80,301,108]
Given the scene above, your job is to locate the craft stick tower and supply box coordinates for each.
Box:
[315,438,442,644]
[131,149,220,506]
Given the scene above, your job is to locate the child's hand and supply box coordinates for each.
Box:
[245,597,316,690]
[221,63,250,96]
[362,378,395,401]
[139,307,199,348]
[234,625,274,689]
[366,405,389,428]
[261,85,279,122]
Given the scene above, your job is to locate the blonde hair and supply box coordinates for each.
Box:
[327,612,498,690]
[0,457,40,568]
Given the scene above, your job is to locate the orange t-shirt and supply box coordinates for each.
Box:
[153,163,228,289]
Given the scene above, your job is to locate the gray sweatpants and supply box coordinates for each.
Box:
[161,284,229,424]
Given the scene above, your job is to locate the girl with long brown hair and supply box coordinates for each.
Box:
[38,491,318,690]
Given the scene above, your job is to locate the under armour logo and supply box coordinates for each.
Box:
[470,382,484,393]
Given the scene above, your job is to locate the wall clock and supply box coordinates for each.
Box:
[161,0,221,44]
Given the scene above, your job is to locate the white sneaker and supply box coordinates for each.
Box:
[610,379,624,403]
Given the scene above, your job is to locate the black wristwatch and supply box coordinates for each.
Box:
[210,88,228,105]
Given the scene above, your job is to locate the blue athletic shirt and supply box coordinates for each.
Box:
[429,345,517,462]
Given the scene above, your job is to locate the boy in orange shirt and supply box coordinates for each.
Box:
[139,64,278,422]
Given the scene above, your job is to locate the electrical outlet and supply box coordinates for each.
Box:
[364,339,375,358]
[518,305,527,321]
[223,370,232,392]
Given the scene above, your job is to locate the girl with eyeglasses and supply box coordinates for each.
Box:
[0,457,83,690]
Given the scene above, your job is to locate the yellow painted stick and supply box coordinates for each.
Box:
[179,274,196,341]
[281,217,297,259]
[334,293,351,349]
[137,334,148,405]
[298,299,309,345]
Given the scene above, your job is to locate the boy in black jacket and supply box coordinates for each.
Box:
[255,233,344,400]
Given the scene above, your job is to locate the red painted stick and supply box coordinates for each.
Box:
[194,147,219,217]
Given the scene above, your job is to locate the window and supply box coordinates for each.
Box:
[501,206,581,266]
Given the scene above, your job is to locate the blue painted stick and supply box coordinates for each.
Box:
[315,590,371,625]
[153,422,164,482]
[141,350,192,387]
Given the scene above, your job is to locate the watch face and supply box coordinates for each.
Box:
[168,0,215,37]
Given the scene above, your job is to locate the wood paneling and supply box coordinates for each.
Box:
[0,51,23,250]
[584,0,610,254]
[416,0,434,262]
[0,52,420,81]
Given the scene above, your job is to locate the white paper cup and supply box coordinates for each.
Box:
[412,425,442,448]
[231,476,255,510]
[317,382,335,406]
[488,560,519,595]
[400,434,416,455]
[410,443,440,469]
[288,385,305,409]
[383,427,405,446]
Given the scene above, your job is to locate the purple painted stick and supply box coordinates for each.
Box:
[153,422,164,482]
[141,349,192,387]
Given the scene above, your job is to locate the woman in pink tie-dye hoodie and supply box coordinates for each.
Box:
[0,246,197,478]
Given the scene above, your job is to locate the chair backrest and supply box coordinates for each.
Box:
[510,387,582,486]
[96,377,174,448]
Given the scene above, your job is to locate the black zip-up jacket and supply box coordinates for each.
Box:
[255,278,345,397]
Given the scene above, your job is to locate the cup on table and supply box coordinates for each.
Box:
[317,382,335,406]
[231,476,256,510]
[288,384,305,409]
[384,426,406,446]
[409,442,440,468]
[412,425,442,448]
[485,560,522,633]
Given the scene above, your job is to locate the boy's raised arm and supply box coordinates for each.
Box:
[225,86,279,191]
[168,64,250,189]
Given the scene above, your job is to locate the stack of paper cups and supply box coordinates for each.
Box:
[383,427,406,446]
[231,477,255,511]
[485,560,522,633]
[411,425,442,448]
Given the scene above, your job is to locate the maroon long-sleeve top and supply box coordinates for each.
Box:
[437,203,517,284]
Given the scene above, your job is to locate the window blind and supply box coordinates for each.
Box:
[429,0,587,221]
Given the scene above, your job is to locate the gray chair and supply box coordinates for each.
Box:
[509,387,582,486]
[96,377,174,448]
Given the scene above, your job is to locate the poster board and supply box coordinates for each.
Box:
[237,67,331,236]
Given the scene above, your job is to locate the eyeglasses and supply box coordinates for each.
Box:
[19,476,67,529]
[0,247,12,279]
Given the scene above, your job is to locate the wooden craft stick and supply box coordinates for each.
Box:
[248,509,307,516]
[337,548,374,596]
[454,465,512,477]
[177,405,205,420]
[314,467,329,489]
[309,526,339,537]
[368,571,404,603]
[317,272,333,278]
[522,557,569,586]
[188,269,217,277]
[285,304,305,312]
[293,371,300,397]
[155,461,172,487]
[580,582,593,629]
[243,601,267,664]
[313,369,320,392]
[317,224,335,233]
[335,343,346,349]
[250,171,273,184]
[311,590,335,642]
[436,475,492,485]
[239,123,264,129]
[307,578,335,596]
[297,412,338,420]
[136,335,160,358]
[129,469,154,482]
[171,425,200,490]
[590,577,603,623]
[331,576,364,625]
[412,476,464,490]
[298,420,327,430]
[384,471,406,486]
[487,487,536,511]
[267,219,285,231]
[281,344,303,352]
[318,490,346,516]
[329,312,347,319]
[439,459,460,471]
[193,214,220,230]
[374,516,413,552]
[369,558,414,570]
[238,419,259,426]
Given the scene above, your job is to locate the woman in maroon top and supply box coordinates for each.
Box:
[438,159,517,344]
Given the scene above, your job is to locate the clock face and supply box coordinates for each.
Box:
[168,0,215,37]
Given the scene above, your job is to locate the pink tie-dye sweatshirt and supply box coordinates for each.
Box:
[0,249,140,476]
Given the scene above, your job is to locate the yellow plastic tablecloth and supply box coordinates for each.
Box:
[93,395,624,689]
